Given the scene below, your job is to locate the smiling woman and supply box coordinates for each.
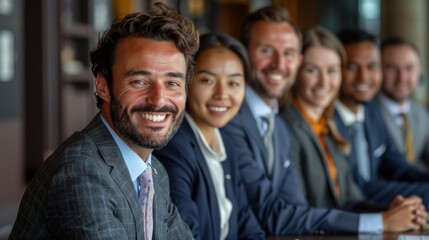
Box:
[153,33,265,240]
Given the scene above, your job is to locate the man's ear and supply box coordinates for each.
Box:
[95,73,111,104]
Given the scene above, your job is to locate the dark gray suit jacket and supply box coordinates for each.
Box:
[375,95,429,170]
[281,104,364,209]
[9,114,192,240]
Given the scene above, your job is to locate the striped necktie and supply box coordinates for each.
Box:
[139,166,154,240]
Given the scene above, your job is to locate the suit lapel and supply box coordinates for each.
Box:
[240,104,270,172]
[376,96,404,150]
[287,106,339,203]
[183,119,222,233]
[86,114,143,238]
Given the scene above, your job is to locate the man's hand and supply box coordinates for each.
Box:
[383,195,427,232]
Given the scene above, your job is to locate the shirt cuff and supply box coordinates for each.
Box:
[359,213,383,233]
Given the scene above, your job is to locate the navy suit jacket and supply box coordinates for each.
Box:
[221,103,361,235]
[9,114,192,240]
[335,101,429,206]
[153,118,265,240]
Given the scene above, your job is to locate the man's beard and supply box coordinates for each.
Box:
[249,73,295,100]
[110,96,184,149]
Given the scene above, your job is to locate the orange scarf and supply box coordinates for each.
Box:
[293,100,340,196]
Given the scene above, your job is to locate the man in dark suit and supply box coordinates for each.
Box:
[334,29,429,209]
[9,3,197,239]
[221,6,426,235]
[375,37,429,170]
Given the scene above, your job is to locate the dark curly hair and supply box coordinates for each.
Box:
[90,2,199,108]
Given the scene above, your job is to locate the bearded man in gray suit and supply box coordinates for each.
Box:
[375,37,429,170]
[9,2,198,239]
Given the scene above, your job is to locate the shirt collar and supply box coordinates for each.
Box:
[293,99,328,136]
[246,85,279,118]
[100,114,150,183]
[335,101,365,126]
[185,113,226,162]
[378,93,410,116]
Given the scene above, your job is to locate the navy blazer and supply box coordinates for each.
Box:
[221,103,361,235]
[334,101,429,207]
[153,118,265,240]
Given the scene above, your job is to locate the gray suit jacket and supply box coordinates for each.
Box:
[9,114,192,240]
[375,95,429,170]
[281,105,364,210]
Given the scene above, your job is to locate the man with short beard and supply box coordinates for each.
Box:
[375,37,429,170]
[9,3,198,239]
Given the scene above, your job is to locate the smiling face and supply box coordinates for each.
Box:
[247,21,301,107]
[381,44,420,104]
[96,37,187,155]
[340,41,381,112]
[295,46,342,119]
[187,48,245,134]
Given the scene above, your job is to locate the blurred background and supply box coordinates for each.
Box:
[1,0,428,238]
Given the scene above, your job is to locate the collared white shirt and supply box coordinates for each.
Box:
[378,93,411,126]
[335,101,365,126]
[185,114,232,240]
[101,115,151,194]
[245,85,278,136]
[334,102,383,233]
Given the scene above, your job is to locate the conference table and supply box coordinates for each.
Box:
[268,229,429,240]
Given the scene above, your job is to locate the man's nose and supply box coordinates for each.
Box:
[146,81,166,107]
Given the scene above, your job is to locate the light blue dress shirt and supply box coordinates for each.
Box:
[101,115,151,194]
[245,85,278,136]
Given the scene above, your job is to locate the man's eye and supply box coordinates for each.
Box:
[261,47,274,55]
[168,81,180,87]
[131,80,145,85]
[284,50,295,58]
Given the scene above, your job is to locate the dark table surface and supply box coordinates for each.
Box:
[267,228,429,240]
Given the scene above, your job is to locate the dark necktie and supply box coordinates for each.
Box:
[139,166,154,240]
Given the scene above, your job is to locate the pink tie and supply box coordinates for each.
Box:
[139,166,154,240]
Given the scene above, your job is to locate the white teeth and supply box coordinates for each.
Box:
[268,73,283,82]
[142,113,166,122]
[314,91,328,97]
[355,84,370,91]
[209,106,227,112]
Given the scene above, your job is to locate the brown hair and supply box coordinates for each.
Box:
[294,26,349,153]
[240,5,301,50]
[90,2,199,108]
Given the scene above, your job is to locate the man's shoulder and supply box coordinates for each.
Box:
[410,99,429,115]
